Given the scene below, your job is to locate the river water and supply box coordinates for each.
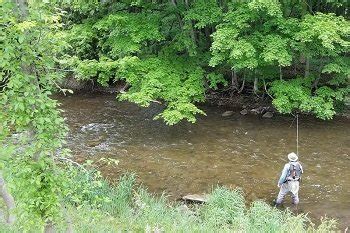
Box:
[58,94,350,228]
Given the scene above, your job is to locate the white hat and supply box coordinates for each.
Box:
[288,152,298,162]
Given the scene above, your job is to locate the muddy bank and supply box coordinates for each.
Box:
[60,76,123,94]
[205,88,350,119]
[59,78,350,119]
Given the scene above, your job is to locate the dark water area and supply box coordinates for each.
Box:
[58,93,350,229]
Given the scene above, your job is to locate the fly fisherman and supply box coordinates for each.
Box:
[275,152,303,206]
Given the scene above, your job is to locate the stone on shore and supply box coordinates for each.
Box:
[262,111,273,118]
[222,111,233,117]
[240,109,248,115]
[250,107,263,115]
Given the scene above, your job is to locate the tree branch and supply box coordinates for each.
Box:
[263,79,274,100]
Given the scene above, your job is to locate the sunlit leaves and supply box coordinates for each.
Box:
[185,0,222,29]
[155,101,206,125]
[117,55,206,124]
[210,1,286,70]
[61,0,349,122]
[296,13,349,52]
[260,35,292,67]
[270,79,349,119]
[248,0,283,18]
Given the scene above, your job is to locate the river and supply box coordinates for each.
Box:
[58,93,350,228]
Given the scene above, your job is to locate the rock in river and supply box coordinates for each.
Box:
[222,111,234,117]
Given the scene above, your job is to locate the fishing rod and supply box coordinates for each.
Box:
[290,112,300,156]
[296,113,299,156]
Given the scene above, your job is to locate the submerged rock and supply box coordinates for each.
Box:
[262,112,273,118]
[240,109,248,115]
[182,194,208,203]
[86,135,107,147]
[222,111,234,117]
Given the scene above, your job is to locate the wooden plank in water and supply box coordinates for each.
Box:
[182,194,209,203]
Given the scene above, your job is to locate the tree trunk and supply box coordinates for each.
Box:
[44,220,55,233]
[238,75,245,93]
[184,0,196,46]
[279,66,283,81]
[170,0,184,29]
[312,60,323,90]
[0,173,16,224]
[62,205,73,233]
[13,0,28,19]
[305,57,310,78]
[253,77,258,94]
[231,69,238,90]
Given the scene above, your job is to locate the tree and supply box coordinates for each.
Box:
[58,0,349,122]
[1,0,70,231]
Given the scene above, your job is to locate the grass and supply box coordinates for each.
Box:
[0,172,338,233]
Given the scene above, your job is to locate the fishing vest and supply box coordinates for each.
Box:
[286,161,302,182]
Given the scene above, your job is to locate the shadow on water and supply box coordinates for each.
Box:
[58,93,350,229]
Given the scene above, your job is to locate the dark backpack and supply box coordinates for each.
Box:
[287,162,302,181]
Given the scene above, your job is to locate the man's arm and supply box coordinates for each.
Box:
[278,164,289,186]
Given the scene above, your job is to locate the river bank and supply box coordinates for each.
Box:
[0,172,338,232]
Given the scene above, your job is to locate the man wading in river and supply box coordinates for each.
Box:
[275,152,303,206]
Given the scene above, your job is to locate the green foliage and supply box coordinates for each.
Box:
[185,0,223,29]
[201,187,246,228]
[0,173,339,232]
[296,13,349,55]
[270,79,349,119]
[247,201,284,232]
[65,21,97,59]
[7,157,63,227]
[93,12,164,58]
[60,0,349,122]
[210,1,292,70]
[117,56,206,124]
[322,57,350,86]
[207,73,228,90]
[208,1,349,119]
[63,167,135,216]
[0,0,70,228]
[260,35,292,67]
